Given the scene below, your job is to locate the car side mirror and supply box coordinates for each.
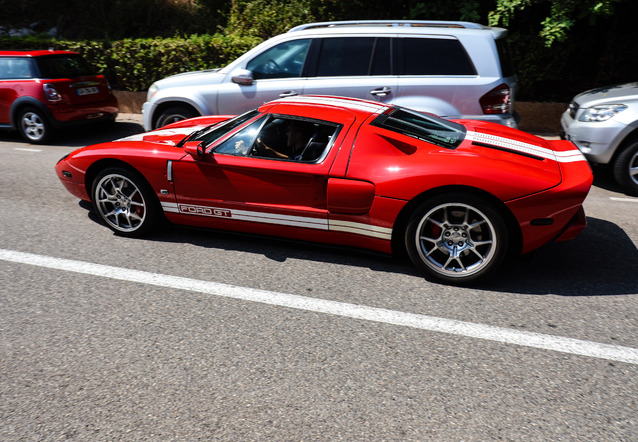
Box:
[231,68,254,86]
[183,141,207,159]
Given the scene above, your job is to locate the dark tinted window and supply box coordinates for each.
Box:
[0,57,35,79]
[315,37,391,77]
[35,55,96,78]
[495,38,515,77]
[372,107,466,149]
[400,38,476,76]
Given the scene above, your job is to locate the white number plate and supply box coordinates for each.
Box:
[77,86,99,96]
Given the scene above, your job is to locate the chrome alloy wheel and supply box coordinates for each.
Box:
[94,173,147,233]
[414,202,498,279]
[21,111,46,142]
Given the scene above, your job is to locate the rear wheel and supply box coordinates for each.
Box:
[405,193,509,284]
[155,105,198,129]
[17,107,53,144]
[91,167,161,237]
[613,140,638,196]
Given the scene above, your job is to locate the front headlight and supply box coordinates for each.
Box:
[579,104,627,122]
[147,83,159,101]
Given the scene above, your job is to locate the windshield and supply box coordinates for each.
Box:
[182,109,260,147]
[371,107,466,149]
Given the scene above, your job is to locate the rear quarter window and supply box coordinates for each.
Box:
[495,38,516,78]
[35,55,96,78]
[399,37,476,76]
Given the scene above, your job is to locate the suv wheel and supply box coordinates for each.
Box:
[613,140,638,196]
[18,107,52,144]
[155,105,198,129]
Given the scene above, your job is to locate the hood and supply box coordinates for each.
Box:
[117,125,205,146]
[574,82,638,106]
[156,68,224,87]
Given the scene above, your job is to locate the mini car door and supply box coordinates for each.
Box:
[216,39,312,115]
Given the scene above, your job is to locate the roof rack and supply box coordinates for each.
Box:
[288,20,486,33]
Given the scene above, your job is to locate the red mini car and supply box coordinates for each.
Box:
[56,96,593,284]
[0,49,118,143]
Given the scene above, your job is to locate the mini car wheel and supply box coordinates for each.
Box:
[405,193,509,284]
[18,107,52,144]
[155,105,198,129]
[91,168,161,237]
[613,140,638,196]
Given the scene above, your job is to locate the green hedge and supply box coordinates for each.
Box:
[0,34,262,92]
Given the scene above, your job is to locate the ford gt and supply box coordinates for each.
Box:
[56,96,593,284]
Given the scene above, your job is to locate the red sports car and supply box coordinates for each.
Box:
[56,96,593,284]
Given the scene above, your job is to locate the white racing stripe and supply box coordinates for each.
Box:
[2,248,637,365]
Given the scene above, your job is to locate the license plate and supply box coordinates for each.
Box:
[77,86,99,96]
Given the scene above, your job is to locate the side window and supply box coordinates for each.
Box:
[316,37,377,77]
[400,38,476,76]
[215,115,340,162]
[0,58,34,79]
[247,39,311,80]
[213,116,266,156]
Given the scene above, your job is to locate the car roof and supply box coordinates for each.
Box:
[0,49,79,57]
[287,20,507,38]
[261,95,392,116]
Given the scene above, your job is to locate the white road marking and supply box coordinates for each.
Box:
[2,248,637,365]
[14,148,42,152]
[610,197,638,203]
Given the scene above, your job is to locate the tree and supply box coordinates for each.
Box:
[489,0,620,46]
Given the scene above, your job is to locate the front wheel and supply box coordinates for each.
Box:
[155,105,198,129]
[613,140,638,196]
[405,193,509,284]
[91,168,161,237]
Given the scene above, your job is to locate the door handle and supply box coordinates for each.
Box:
[370,87,392,97]
[279,90,299,98]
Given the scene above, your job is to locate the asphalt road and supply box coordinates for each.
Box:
[1,117,637,440]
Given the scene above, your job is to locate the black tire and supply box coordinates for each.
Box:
[404,193,509,284]
[155,105,198,129]
[91,167,161,237]
[613,140,638,196]
[17,106,53,144]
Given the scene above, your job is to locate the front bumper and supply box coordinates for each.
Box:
[560,110,628,165]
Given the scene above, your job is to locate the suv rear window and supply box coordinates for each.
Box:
[495,38,515,78]
[399,38,476,76]
[35,55,96,79]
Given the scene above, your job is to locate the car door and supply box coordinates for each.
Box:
[170,106,356,237]
[301,36,398,105]
[216,38,312,115]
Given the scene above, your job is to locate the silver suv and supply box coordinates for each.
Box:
[560,82,638,195]
[143,20,518,131]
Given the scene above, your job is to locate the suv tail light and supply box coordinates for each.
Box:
[43,84,62,102]
[480,84,511,114]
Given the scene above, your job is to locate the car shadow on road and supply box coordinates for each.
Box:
[83,198,637,297]
[0,120,145,147]
[482,217,638,296]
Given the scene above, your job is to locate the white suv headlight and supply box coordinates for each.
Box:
[579,104,627,122]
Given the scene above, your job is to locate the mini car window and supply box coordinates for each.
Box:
[0,58,34,79]
[247,39,311,80]
[372,107,466,149]
[35,55,96,78]
[400,38,476,76]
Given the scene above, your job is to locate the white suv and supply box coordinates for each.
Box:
[143,20,518,131]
